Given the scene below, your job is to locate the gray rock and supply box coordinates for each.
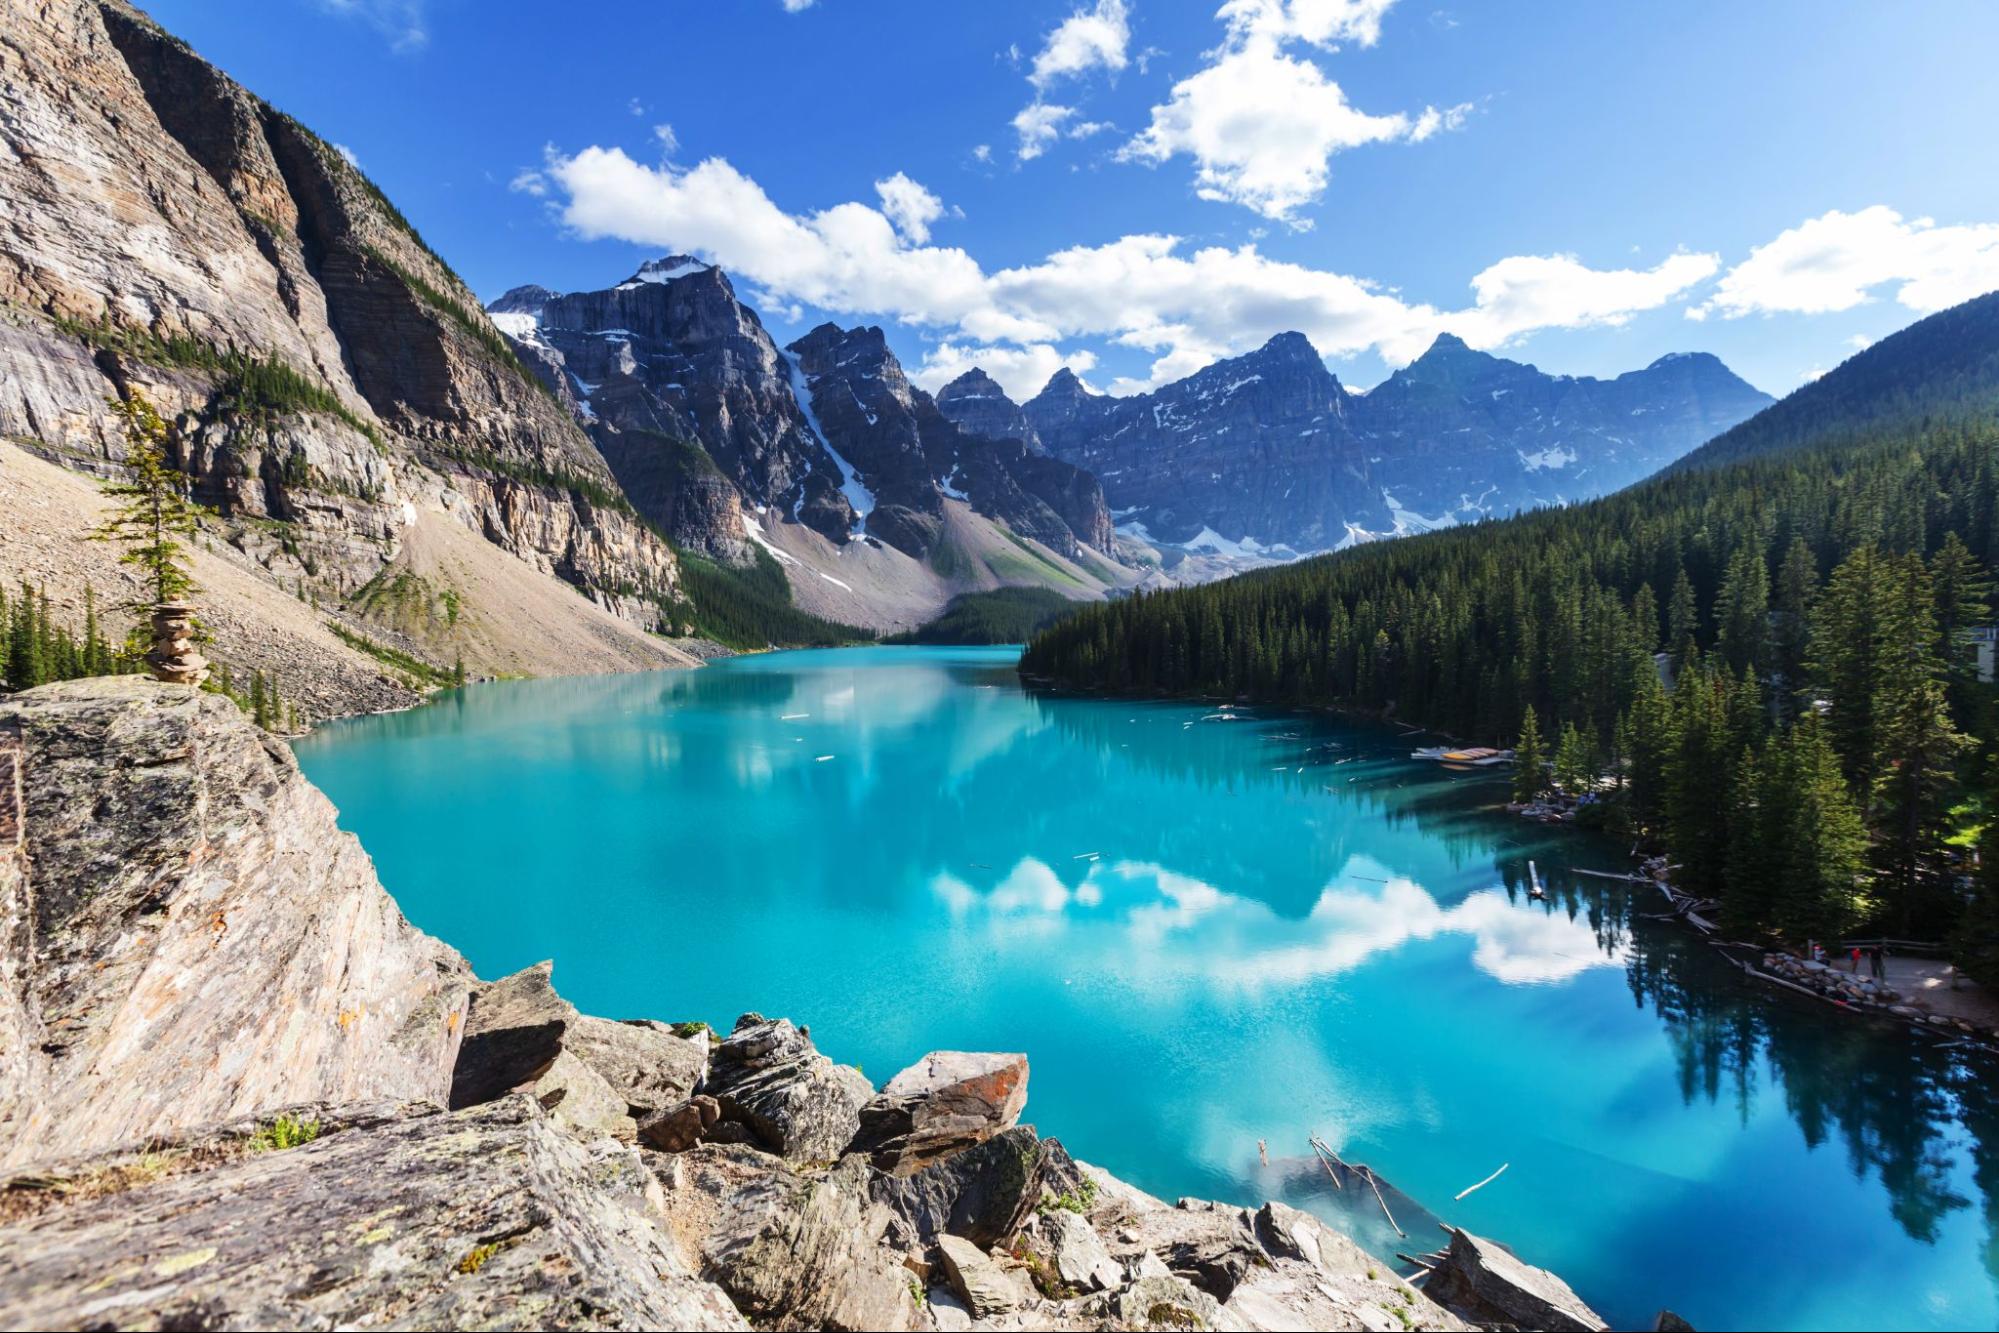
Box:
[450,960,574,1108]
[568,1014,708,1117]
[1424,1226,1609,1332]
[640,1094,722,1152]
[937,1234,1022,1319]
[1039,1209,1123,1293]
[651,1143,920,1331]
[1108,1273,1220,1329]
[703,1013,873,1162]
[0,680,469,1170]
[854,1049,1029,1173]
[0,1095,746,1329]
[873,1124,1045,1249]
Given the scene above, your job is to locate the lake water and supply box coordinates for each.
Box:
[294,646,1999,1331]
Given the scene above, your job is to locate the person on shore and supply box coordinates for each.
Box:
[1850,945,1863,973]
[1870,945,1886,979]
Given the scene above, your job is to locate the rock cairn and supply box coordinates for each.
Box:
[145,601,208,686]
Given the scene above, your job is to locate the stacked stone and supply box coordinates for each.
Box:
[145,602,209,686]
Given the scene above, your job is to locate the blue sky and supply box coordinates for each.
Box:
[147,0,1999,400]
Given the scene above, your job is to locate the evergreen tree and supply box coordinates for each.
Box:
[90,391,200,620]
[1553,721,1594,794]
[1667,568,1701,669]
[1772,537,1817,719]
[1714,542,1771,676]
[1953,788,1999,987]
[1513,706,1547,803]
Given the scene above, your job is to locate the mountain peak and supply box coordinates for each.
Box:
[1419,331,1477,358]
[1255,330,1322,361]
[938,366,1010,402]
[618,255,713,288]
[1034,366,1095,402]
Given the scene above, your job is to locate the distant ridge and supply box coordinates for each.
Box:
[1665,289,1999,476]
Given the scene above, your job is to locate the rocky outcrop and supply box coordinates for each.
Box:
[0,1096,747,1330]
[653,1144,921,1331]
[0,1,684,674]
[852,1049,1029,1173]
[0,679,469,1168]
[935,367,1043,452]
[1423,1225,1610,1331]
[701,1013,874,1162]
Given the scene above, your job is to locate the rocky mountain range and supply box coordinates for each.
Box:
[488,262,1127,629]
[938,330,1773,562]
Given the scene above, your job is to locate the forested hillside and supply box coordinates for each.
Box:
[1024,295,1999,969]
[1667,290,1999,474]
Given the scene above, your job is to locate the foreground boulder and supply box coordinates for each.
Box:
[852,1050,1029,1173]
[0,1095,746,1329]
[874,1124,1049,1248]
[652,1143,920,1331]
[702,1013,874,1162]
[1424,1225,1610,1331]
[0,680,470,1169]
[449,963,708,1142]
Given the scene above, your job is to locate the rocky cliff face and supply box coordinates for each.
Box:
[0,680,468,1168]
[939,331,1772,557]
[0,1,682,659]
[0,676,1610,1331]
[490,259,845,559]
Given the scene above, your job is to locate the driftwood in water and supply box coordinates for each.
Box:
[1454,1162,1509,1201]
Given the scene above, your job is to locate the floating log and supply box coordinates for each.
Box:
[1453,1162,1509,1201]
[1572,868,1652,883]
[1359,1164,1407,1238]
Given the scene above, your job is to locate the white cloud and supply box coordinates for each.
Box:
[316,0,427,52]
[972,144,994,164]
[1013,103,1075,161]
[1029,0,1132,90]
[508,167,548,197]
[1845,333,1874,351]
[652,123,679,157]
[332,143,361,169]
[542,145,1719,398]
[1121,0,1464,223]
[627,97,645,117]
[1012,1,1130,162]
[874,172,948,245]
[781,0,816,11]
[1696,205,1999,320]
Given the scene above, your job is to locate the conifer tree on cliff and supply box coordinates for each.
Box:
[91,390,208,685]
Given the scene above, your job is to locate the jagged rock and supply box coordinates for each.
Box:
[1424,1226,1609,1332]
[568,1015,708,1117]
[1024,1208,1122,1294]
[1655,1310,1697,1332]
[0,1095,746,1329]
[1108,1273,1220,1329]
[1098,1196,1267,1298]
[935,367,1043,452]
[853,1050,1029,1172]
[937,1234,1023,1318]
[640,1094,722,1152]
[450,960,574,1107]
[652,1143,920,1331]
[0,680,469,1169]
[873,1124,1046,1249]
[702,1013,874,1162]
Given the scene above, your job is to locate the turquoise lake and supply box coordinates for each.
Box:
[294,646,1999,1331]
